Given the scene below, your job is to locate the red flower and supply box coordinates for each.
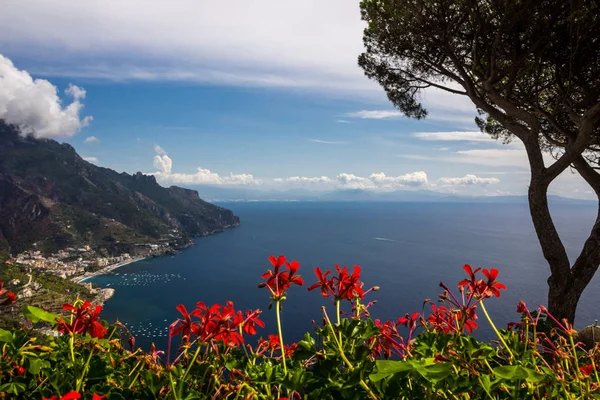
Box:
[242,309,265,335]
[458,264,482,293]
[580,364,594,376]
[92,395,107,400]
[307,267,335,297]
[481,268,506,298]
[307,264,365,301]
[335,265,364,300]
[55,301,107,339]
[516,300,528,314]
[43,392,81,400]
[169,301,246,347]
[370,319,405,359]
[15,366,25,376]
[457,264,506,299]
[0,281,17,305]
[398,312,421,331]
[127,335,136,351]
[170,304,196,340]
[259,255,304,299]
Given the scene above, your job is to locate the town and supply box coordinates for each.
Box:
[9,242,178,281]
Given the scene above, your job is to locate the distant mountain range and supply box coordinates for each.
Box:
[192,185,593,205]
[0,121,239,258]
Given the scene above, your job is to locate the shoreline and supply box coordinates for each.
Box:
[72,256,149,283]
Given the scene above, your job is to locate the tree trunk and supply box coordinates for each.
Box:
[547,275,579,324]
[527,176,574,322]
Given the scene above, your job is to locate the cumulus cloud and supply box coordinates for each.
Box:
[84,135,99,144]
[154,144,167,155]
[82,156,98,164]
[151,146,258,186]
[153,154,173,174]
[335,171,429,190]
[437,174,500,186]
[0,54,92,138]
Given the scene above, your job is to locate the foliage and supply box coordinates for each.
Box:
[0,257,598,399]
[0,264,93,329]
[0,120,238,256]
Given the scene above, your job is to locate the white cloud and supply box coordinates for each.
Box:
[150,147,258,186]
[0,54,92,138]
[335,171,429,190]
[82,156,98,164]
[308,138,347,145]
[335,119,351,124]
[281,176,332,184]
[154,144,167,155]
[412,131,494,142]
[1,1,372,94]
[153,154,173,174]
[437,174,500,186]
[162,169,258,186]
[84,135,99,144]
[346,110,403,120]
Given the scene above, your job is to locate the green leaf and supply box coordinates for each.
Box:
[370,360,414,382]
[0,328,13,343]
[416,362,452,383]
[27,358,47,375]
[494,365,545,383]
[22,305,60,324]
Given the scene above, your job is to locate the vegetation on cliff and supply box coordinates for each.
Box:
[0,120,239,257]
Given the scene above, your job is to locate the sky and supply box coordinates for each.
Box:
[0,0,593,199]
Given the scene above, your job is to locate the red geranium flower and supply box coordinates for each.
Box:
[259,255,304,299]
[370,319,406,359]
[308,264,365,301]
[242,309,265,335]
[0,281,17,305]
[481,268,506,298]
[43,392,81,400]
[580,364,594,376]
[307,267,335,297]
[55,301,107,339]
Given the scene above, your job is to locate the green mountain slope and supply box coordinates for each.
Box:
[0,121,239,257]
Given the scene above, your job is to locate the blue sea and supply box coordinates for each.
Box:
[89,202,598,350]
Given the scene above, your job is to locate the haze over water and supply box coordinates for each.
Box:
[90,202,597,350]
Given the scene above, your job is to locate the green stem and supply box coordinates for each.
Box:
[276,300,287,374]
[127,359,144,389]
[239,325,250,360]
[480,301,514,361]
[69,333,76,363]
[336,299,342,345]
[182,340,204,383]
[75,346,95,392]
[322,307,378,400]
[569,335,581,376]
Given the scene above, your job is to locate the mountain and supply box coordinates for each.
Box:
[0,121,239,257]
[192,185,594,205]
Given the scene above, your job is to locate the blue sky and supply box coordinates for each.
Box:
[0,0,591,198]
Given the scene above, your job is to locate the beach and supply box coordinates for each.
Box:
[72,256,148,283]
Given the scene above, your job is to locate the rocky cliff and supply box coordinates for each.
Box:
[0,120,239,257]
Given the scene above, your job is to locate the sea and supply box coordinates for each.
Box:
[89,201,598,351]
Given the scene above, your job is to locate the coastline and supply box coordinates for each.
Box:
[72,256,148,283]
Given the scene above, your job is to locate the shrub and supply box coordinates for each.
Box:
[0,257,598,399]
